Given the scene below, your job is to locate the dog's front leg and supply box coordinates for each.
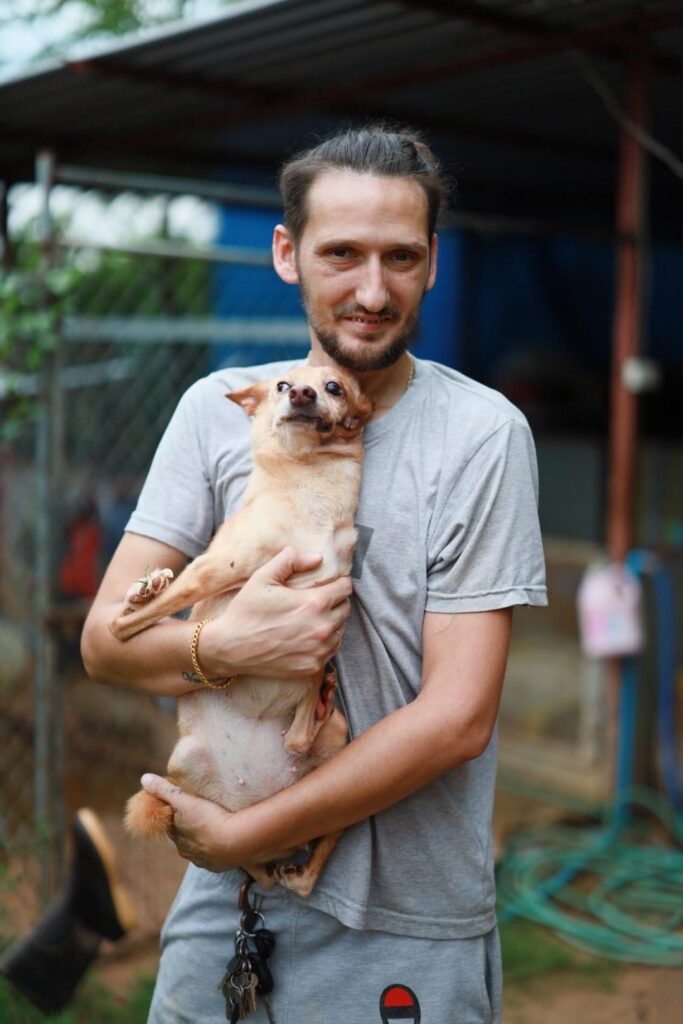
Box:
[110,548,252,642]
[123,567,175,612]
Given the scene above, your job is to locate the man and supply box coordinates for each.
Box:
[82,126,547,1023]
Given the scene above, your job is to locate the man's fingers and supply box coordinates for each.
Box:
[141,772,184,809]
[257,546,323,584]
[140,773,224,825]
[318,575,353,610]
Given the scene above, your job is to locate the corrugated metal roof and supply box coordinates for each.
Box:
[1,0,682,234]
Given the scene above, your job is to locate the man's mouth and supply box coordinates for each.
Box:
[341,314,397,335]
[342,314,393,325]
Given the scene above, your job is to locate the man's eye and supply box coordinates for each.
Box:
[276,381,291,393]
[325,381,343,397]
[391,251,415,262]
[330,248,352,259]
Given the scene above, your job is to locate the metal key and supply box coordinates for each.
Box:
[222,877,279,1022]
[221,967,258,1022]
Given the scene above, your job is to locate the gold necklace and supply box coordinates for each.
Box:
[405,354,415,392]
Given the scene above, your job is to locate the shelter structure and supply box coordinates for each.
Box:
[2,0,682,552]
[1,0,682,885]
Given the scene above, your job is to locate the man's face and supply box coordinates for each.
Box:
[275,169,437,372]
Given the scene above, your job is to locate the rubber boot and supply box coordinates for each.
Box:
[0,808,137,1015]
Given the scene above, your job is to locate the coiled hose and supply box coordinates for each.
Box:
[497,554,683,964]
[496,785,683,965]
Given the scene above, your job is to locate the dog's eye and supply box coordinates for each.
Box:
[276,381,291,393]
[325,381,344,397]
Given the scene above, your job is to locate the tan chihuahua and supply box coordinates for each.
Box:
[109,365,372,896]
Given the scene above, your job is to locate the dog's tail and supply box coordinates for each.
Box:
[124,789,174,839]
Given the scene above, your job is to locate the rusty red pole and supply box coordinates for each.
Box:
[606,55,648,562]
[604,53,649,796]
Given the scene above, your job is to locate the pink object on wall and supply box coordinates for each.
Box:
[577,562,645,658]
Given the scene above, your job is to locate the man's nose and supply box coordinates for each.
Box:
[289,384,317,407]
[356,258,389,312]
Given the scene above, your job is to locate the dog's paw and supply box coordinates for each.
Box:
[276,863,316,898]
[317,662,338,724]
[123,567,174,612]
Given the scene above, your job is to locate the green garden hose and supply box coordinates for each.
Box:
[496,786,683,965]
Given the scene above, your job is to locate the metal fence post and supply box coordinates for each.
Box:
[0,180,11,271]
[33,148,65,900]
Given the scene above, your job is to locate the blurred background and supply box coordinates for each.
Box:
[1,1,682,1020]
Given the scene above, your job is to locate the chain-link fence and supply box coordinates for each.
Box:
[0,159,309,942]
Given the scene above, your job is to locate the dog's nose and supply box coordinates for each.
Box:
[288,385,317,407]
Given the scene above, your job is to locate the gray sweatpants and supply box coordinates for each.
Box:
[148,868,502,1023]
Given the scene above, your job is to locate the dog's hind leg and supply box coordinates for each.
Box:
[283,662,340,755]
[282,683,323,755]
[125,736,221,840]
[276,830,344,898]
[124,789,174,839]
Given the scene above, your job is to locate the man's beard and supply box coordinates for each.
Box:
[300,282,421,373]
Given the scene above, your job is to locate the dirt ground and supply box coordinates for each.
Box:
[5,673,681,1022]
[85,786,683,1024]
[504,965,683,1024]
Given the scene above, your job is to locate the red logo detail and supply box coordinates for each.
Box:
[379,984,421,1022]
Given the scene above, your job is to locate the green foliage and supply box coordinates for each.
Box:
[0,972,155,1024]
[0,254,85,440]
[2,1,191,47]
[0,2,243,64]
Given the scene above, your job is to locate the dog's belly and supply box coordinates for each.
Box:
[174,685,318,812]
[171,526,357,815]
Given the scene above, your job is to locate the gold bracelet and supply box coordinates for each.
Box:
[190,619,234,690]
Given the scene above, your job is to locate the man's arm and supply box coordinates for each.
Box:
[81,533,353,697]
[141,606,513,869]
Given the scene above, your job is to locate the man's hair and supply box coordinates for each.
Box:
[278,124,452,244]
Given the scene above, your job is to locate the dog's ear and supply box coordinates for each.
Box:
[341,393,373,432]
[226,382,268,417]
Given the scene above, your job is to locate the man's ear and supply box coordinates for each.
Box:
[272,224,299,285]
[226,382,268,416]
[425,232,438,292]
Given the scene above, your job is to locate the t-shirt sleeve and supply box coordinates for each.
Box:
[426,416,547,612]
[125,383,215,559]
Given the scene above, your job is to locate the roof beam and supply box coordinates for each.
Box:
[403,0,683,77]
[80,9,683,154]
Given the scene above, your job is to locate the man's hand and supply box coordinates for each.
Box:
[200,546,351,683]
[140,774,296,871]
[140,774,238,871]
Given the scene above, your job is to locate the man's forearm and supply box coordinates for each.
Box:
[81,604,221,697]
[216,693,486,865]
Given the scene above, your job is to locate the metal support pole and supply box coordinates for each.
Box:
[604,54,649,798]
[33,148,65,901]
[606,56,649,562]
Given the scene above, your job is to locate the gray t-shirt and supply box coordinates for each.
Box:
[127,356,547,939]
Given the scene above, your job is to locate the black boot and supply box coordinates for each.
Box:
[0,808,137,1015]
